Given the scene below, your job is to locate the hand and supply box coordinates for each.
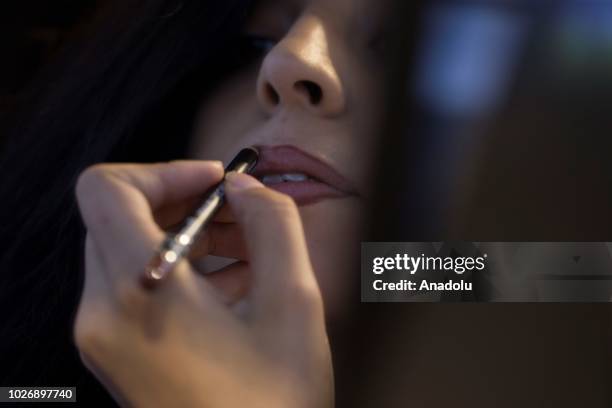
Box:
[74,161,333,408]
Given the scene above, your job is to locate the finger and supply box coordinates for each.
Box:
[75,160,224,274]
[223,172,323,327]
[77,234,114,318]
[204,261,251,305]
[73,234,116,362]
[188,222,248,260]
[212,204,236,223]
[156,201,236,232]
[154,193,235,230]
[154,195,202,229]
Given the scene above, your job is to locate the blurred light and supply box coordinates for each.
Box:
[415,4,530,118]
[554,2,612,72]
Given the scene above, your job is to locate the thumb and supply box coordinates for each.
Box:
[223,172,323,327]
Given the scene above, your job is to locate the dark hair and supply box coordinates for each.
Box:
[0,0,258,403]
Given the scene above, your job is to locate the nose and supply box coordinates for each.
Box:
[256,16,346,117]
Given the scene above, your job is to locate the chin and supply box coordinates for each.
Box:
[299,197,363,320]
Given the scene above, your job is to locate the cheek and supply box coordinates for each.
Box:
[189,67,261,161]
[299,198,363,318]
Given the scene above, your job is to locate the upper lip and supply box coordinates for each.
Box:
[251,145,358,195]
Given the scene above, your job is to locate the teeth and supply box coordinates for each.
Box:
[282,173,308,182]
[262,175,284,185]
[261,173,309,185]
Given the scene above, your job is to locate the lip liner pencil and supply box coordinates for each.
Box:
[141,147,259,289]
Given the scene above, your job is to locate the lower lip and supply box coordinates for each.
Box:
[263,180,348,205]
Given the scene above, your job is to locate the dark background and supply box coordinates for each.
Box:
[0,1,101,133]
[361,1,612,407]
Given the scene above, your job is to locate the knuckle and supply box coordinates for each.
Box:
[75,166,116,211]
[73,308,114,355]
[271,197,299,219]
[75,165,120,228]
[76,165,112,198]
[285,280,324,319]
[243,188,299,220]
[115,281,149,312]
[267,190,298,212]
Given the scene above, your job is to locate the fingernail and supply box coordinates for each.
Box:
[225,172,263,191]
[210,160,224,170]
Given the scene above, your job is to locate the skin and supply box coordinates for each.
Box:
[75,164,331,407]
[190,0,388,317]
[74,0,390,406]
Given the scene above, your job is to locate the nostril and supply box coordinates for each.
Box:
[265,83,280,106]
[294,80,323,105]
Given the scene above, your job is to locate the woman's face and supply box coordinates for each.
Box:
[190,0,390,317]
